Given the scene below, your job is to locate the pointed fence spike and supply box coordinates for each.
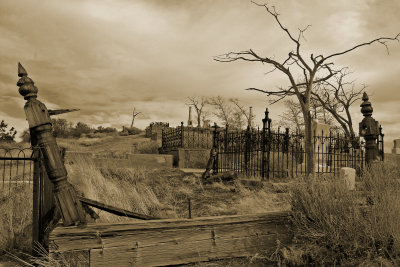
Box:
[18,62,28,77]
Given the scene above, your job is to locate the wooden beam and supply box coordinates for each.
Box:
[50,211,292,266]
[48,108,79,116]
[78,197,159,220]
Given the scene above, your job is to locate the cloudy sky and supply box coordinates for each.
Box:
[0,0,399,150]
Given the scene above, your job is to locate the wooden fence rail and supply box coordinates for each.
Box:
[50,211,292,267]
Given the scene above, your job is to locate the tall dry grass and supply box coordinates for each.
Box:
[281,161,400,266]
[134,140,159,154]
[66,154,164,222]
[0,185,32,252]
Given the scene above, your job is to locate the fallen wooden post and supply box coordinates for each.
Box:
[202,147,217,179]
[203,170,238,184]
[79,197,159,220]
[50,211,292,267]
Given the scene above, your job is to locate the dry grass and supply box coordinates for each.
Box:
[279,161,400,266]
[0,185,32,253]
[66,154,164,222]
[0,141,288,266]
[134,140,159,154]
[65,153,287,221]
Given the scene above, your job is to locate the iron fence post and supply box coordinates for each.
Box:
[212,123,218,174]
[379,124,384,161]
[261,123,265,180]
[244,125,250,173]
[180,121,184,148]
[267,115,271,180]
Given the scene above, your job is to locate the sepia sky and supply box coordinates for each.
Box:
[0,0,399,150]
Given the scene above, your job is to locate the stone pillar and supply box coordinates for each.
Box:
[188,106,193,127]
[392,139,400,154]
[359,92,380,164]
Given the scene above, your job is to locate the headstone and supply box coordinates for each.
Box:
[392,139,400,154]
[312,119,333,168]
[340,167,356,190]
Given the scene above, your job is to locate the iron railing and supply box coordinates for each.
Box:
[162,122,213,150]
[0,147,35,194]
[213,109,375,179]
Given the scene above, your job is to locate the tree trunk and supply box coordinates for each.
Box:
[304,112,314,176]
[197,112,201,127]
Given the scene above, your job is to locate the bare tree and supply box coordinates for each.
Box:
[230,98,256,128]
[207,96,234,127]
[214,2,399,175]
[278,99,303,132]
[312,70,365,137]
[130,107,141,128]
[186,97,207,127]
[279,98,336,132]
[208,96,253,129]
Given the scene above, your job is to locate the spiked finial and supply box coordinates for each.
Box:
[18,62,27,77]
[17,63,38,100]
[360,92,373,117]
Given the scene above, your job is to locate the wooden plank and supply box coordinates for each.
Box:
[78,197,158,220]
[51,218,288,252]
[90,232,284,266]
[50,211,291,266]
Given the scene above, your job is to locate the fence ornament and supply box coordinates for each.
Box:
[17,63,86,226]
[359,92,381,164]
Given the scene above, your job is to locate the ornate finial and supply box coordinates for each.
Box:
[17,63,38,100]
[262,107,269,124]
[362,92,368,102]
[360,92,373,117]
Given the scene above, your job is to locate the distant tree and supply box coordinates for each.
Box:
[130,107,142,128]
[94,126,117,134]
[0,120,17,143]
[20,128,31,143]
[207,96,233,127]
[312,70,365,137]
[278,99,304,132]
[186,97,207,127]
[51,118,72,138]
[207,96,254,129]
[72,122,92,138]
[230,98,255,128]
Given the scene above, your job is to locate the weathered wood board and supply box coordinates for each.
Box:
[49,211,291,266]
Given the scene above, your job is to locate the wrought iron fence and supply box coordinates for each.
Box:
[162,122,213,150]
[0,147,35,194]
[213,109,376,179]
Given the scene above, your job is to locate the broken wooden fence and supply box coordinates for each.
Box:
[15,64,292,266]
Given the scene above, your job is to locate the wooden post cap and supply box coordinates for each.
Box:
[17,63,38,100]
